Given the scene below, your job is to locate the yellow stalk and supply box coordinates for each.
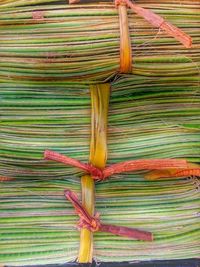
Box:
[118,4,132,73]
[78,84,110,263]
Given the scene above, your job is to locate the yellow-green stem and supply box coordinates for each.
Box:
[78,84,110,263]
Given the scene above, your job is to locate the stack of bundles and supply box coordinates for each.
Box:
[1,76,200,265]
[0,1,199,81]
[0,0,200,266]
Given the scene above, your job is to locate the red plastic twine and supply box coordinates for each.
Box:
[102,159,188,179]
[65,189,153,241]
[115,0,192,48]
[44,150,188,180]
[44,150,103,179]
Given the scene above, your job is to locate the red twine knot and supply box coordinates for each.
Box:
[44,150,104,180]
[78,213,101,232]
[85,163,104,180]
[64,189,153,241]
[64,189,101,232]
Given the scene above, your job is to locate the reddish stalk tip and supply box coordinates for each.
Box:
[64,189,70,197]
[64,189,77,202]
[69,0,80,4]
[44,149,50,160]
[0,176,14,182]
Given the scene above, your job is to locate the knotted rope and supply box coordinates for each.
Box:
[65,189,153,241]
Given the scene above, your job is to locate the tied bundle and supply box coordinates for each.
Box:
[0,176,199,265]
[0,1,199,81]
[1,76,200,179]
[0,75,200,180]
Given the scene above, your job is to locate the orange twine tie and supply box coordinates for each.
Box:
[115,0,192,48]
[44,150,188,181]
